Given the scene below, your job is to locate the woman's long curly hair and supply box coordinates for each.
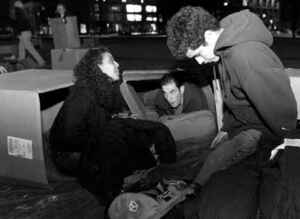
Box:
[73,47,125,113]
[166,6,220,59]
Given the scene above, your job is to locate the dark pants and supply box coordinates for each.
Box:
[183,147,300,219]
[167,130,288,219]
[86,118,177,203]
[184,159,260,219]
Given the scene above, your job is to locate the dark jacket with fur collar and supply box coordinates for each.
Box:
[50,74,126,154]
[50,73,176,201]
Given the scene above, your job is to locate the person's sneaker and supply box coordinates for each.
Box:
[3,55,17,63]
[37,61,47,69]
[183,182,202,199]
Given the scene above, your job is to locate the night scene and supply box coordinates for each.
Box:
[0,0,300,218]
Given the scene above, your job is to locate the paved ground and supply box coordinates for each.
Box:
[0,180,105,219]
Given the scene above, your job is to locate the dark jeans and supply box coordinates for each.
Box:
[167,129,288,219]
[194,129,262,186]
[181,147,300,219]
[184,159,260,219]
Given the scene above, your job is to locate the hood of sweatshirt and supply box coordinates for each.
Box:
[215,9,273,53]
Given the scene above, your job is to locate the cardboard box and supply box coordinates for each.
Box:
[120,69,169,120]
[51,48,88,70]
[0,69,74,186]
[49,16,80,49]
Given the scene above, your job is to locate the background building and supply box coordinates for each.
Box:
[85,0,161,34]
[242,0,280,33]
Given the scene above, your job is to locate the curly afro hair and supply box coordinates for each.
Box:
[73,47,125,112]
[166,6,220,59]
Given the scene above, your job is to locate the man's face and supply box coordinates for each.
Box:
[98,52,120,81]
[162,81,184,108]
[186,30,220,64]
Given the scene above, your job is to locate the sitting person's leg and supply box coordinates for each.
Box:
[260,146,300,219]
[175,129,262,219]
[82,119,159,202]
[194,129,261,186]
[184,160,259,219]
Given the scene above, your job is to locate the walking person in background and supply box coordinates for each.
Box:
[55,2,69,19]
[9,0,46,67]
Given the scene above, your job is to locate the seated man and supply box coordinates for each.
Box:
[154,72,210,122]
[153,72,217,181]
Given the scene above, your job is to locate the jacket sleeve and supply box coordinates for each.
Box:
[183,83,209,113]
[50,87,107,152]
[232,45,297,136]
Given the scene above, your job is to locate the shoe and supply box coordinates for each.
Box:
[37,61,47,69]
[3,55,17,63]
[183,182,202,199]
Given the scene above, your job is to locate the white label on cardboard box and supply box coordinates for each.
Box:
[7,136,33,160]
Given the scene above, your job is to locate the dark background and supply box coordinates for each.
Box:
[0,0,299,29]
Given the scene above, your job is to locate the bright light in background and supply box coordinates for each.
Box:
[223,1,228,6]
[269,19,273,24]
[111,5,121,11]
[127,14,142,21]
[242,0,248,6]
[122,0,126,2]
[141,0,144,3]
[262,13,267,18]
[115,24,120,32]
[80,24,87,34]
[126,4,142,13]
[146,16,157,22]
[145,5,157,13]
[150,23,157,33]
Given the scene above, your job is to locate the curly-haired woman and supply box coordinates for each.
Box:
[50,47,176,204]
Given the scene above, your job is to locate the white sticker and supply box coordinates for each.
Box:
[7,136,33,160]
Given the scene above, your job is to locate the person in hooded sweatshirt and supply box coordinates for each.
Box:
[166,6,297,219]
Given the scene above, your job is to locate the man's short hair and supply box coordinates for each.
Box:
[166,6,220,59]
[160,72,183,89]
